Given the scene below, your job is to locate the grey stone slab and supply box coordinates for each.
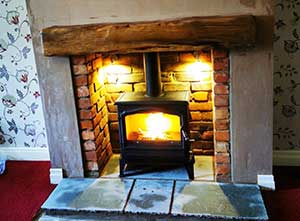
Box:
[42,178,95,209]
[172,181,268,220]
[42,178,133,212]
[125,179,174,214]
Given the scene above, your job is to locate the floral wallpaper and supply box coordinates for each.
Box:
[0,0,48,148]
[274,0,300,150]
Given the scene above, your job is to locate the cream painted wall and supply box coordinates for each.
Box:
[28,0,273,182]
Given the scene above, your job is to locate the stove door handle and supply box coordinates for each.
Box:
[181,129,195,142]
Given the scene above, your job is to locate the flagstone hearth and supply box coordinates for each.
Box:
[39,178,267,221]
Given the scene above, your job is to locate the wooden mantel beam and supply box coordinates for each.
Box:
[42,15,256,56]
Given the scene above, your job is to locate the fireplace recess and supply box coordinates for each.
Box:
[116,53,194,179]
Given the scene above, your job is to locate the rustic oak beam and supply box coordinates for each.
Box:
[42,15,256,56]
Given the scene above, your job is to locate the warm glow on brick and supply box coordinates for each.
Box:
[185,61,212,81]
[100,64,131,84]
[97,68,106,85]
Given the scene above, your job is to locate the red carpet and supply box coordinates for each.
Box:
[0,162,299,221]
[262,166,300,221]
[0,161,56,221]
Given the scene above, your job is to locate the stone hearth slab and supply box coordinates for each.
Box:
[40,178,267,220]
[42,178,133,212]
[125,179,174,214]
[172,181,268,220]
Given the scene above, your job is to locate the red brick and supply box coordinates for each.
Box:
[106,84,132,93]
[179,52,196,62]
[199,51,212,63]
[104,124,110,137]
[213,58,228,71]
[190,111,212,121]
[86,54,96,62]
[95,131,104,147]
[91,105,97,117]
[214,73,229,83]
[216,153,230,164]
[215,130,229,141]
[191,140,214,150]
[192,92,208,101]
[203,149,214,155]
[201,131,213,140]
[85,151,97,161]
[214,84,229,95]
[100,115,108,129]
[106,143,113,156]
[94,125,100,137]
[93,112,102,127]
[78,98,91,109]
[108,113,118,122]
[216,163,230,175]
[86,62,93,73]
[79,110,94,120]
[215,141,229,153]
[92,58,102,70]
[80,120,93,129]
[85,161,98,171]
[134,83,146,92]
[191,82,212,91]
[83,140,96,151]
[164,82,190,91]
[215,107,229,120]
[214,95,229,107]
[76,86,90,97]
[107,93,121,103]
[97,97,106,112]
[215,120,229,130]
[110,122,119,131]
[82,130,95,140]
[107,104,117,112]
[73,65,88,75]
[74,75,88,86]
[71,56,86,65]
[216,174,231,183]
[189,102,212,111]
[189,121,213,131]
[213,49,228,58]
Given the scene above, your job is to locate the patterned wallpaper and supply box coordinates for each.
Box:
[0,0,48,148]
[274,0,300,150]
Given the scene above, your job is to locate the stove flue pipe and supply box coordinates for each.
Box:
[143,52,162,97]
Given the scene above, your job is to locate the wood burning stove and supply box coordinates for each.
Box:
[116,52,194,179]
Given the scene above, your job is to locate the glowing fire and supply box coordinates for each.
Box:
[140,112,171,140]
[125,112,180,141]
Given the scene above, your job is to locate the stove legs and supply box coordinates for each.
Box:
[185,153,195,180]
[119,157,125,177]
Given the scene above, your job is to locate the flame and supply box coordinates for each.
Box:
[125,112,180,141]
[142,112,171,140]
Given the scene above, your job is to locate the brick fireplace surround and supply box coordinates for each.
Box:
[70,49,231,182]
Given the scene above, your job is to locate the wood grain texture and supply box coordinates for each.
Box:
[42,15,256,56]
